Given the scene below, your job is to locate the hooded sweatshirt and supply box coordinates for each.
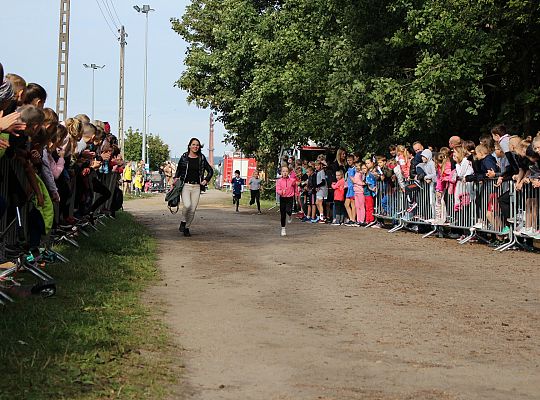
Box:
[276,175,297,198]
[417,149,437,183]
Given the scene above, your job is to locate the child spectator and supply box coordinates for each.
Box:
[396,145,411,179]
[376,156,393,215]
[248,170,262,214]
[331,170,346,225]
[305,165,317,221]
[134,170,143,196]
[314,161,327,223]
[294,166,304,218]
[276,165,297,236]
[344,154,356,224]
[417,149,438,218]
[466,145,499,182]
[351,162,366,225]
[231,169,244,212]
[23,83,47,109]
[5,73,26,108]
[453,146,474,211]
[363,163,377,224]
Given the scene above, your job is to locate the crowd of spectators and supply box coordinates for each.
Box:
[276,126,540,240]
[0,61,124,257]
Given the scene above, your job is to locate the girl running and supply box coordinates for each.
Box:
[276,165,297,236]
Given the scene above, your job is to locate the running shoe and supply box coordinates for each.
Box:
[406,203,417,213]
[311,217,320,223]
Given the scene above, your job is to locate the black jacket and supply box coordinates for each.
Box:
[174,152,214,190]
[466,154,499,182]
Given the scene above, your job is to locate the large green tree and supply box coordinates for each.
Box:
[174,0,540,155]
[123,127,171,170]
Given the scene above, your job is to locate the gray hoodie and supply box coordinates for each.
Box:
[417,149,437,182]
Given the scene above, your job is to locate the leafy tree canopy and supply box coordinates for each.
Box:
[124,127,171,170]
[173,0,540,157]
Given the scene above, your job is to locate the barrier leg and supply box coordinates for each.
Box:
[0,290,14,303]
[422,226,437,238]
[459,228,476,244]
[388,220,405,233]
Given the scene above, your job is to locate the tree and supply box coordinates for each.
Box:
[123,127,171,170]
[174,0,540,154]
[147,134,171,171]
[123,127,143,163]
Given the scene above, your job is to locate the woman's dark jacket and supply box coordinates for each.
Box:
[174,152,214,190]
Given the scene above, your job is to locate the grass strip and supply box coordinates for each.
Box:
[0,212,176,400]
[219,190,277,210]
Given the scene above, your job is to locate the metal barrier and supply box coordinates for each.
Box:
[369,176,537,252]
[372,181,406,231]
[0,157,29,259]
[0,155,125,304]
[500,182,540,251]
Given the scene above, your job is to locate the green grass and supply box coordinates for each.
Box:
[124,193,155,201]
[0,213,177,400]
[220,190,277,210]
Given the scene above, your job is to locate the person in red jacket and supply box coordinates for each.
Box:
[331,170,346,225]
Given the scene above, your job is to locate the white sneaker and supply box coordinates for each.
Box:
[287,215,292,224]
[281,227,287,236]
[473,221,483,229]
[520,227,534,236]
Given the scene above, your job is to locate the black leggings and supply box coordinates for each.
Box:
[250,189,261,211]
[499,190,510,227]
[90,176,112,213]
[334,200,345,222]
[280,196,294,227]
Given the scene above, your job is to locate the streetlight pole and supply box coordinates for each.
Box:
[147,114,151,168]
[133,4,154,169]
[83,63,105,121]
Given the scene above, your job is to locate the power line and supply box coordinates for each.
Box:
[94,0,119,39]
[106,0,123,27]
[100,0,119,30]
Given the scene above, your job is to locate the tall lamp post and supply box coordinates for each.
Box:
[146,114,151,168]
[83,63,105,121]
[133,4,154,169]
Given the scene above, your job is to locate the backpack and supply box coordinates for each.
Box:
[165,179,184,214]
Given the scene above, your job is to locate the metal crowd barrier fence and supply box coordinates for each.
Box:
[371,177,536,252]
[1,161,122,252]
[500,182,540,251]
[372,181,406,231]
[0,157,29,260]
[1,158,124,303]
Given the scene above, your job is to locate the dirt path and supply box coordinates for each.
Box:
[125,190,539,400]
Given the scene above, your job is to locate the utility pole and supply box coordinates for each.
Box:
[56,0,71,121]
[209,113,215,167]
[118,26,127,155]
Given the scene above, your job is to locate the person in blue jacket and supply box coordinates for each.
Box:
[231,170,244,212]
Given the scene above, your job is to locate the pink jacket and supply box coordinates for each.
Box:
[48,152,65,180]
[397,155,410,179]
[436,161,453,193]
[351,173,365,194]
[276,176,297,198]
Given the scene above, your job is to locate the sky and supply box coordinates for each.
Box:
[0,0,232,159]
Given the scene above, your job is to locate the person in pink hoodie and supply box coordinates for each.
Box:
[351,162,366,225]
[276,165,297,236]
